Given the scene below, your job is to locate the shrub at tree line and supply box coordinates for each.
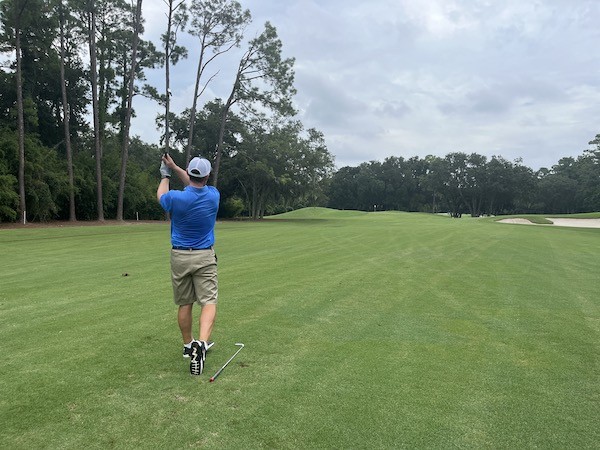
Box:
[0,0,598,223]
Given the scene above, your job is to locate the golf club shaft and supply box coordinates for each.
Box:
[209,344,244,382]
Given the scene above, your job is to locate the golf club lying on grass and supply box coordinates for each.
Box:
[209,342,244,382]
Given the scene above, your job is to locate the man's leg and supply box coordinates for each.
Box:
[199,304,217,342]
[178,303,194,344]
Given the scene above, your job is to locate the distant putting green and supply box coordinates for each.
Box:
[1,208,598,448]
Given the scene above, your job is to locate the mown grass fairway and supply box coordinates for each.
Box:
[1,209,599,448]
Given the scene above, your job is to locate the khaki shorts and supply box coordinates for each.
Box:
[170,248,218,306]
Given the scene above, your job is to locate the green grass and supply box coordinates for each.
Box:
[1,209,599,448]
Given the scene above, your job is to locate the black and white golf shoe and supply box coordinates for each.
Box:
[190,341,204,375]
[184,341,213,358]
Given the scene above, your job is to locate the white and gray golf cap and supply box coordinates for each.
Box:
[187,157,211,178]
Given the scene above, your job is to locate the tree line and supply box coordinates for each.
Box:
[327,139,600,217]
[1,1,598,223]
[0,0,333,222]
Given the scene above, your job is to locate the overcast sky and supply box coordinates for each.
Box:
[133,0,600,170]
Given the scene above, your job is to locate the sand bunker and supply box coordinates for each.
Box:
[545,218,600,228]
[499,218,536,225]
[498,218,600,228]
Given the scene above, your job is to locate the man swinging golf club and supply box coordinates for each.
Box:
[157,153,220,375]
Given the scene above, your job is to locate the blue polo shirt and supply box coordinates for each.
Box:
[159,185,220,248]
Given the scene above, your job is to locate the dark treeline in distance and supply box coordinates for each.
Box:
[0,0,598,223]
[328,140,600,217]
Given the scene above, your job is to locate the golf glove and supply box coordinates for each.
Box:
[160,160,171,178]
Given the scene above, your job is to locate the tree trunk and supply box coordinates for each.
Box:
[97,38,107,144]
[213,74,239,188]
[15,10,26,224]
[164,0,175,154]
[59,6,76,221]
[88,3,104,220]
[251,180,258,219]
[258,194,264,219]
[185,41,206,164]
[116,0,142,221]
[236,178,251,217]
[214,95,234,187]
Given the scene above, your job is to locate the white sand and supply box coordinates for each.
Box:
[498,218,600,228]
[546,218,600,228]
[498,218,536,225]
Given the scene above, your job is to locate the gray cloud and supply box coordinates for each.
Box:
[133,0,600,170]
